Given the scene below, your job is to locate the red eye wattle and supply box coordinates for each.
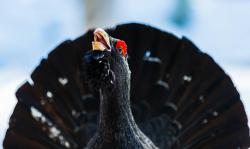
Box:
[115,40,127,57]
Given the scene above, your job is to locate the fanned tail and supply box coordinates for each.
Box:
[4,23,250,149]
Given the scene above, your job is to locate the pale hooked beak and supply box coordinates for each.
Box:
[92,28,111,51]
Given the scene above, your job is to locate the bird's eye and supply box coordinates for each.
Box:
[115,40,127,57]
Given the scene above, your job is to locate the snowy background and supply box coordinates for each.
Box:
[0,0,250,147]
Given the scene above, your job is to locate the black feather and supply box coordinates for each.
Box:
[3,23,250,149]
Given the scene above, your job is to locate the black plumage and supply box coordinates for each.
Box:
[3,23,250,149]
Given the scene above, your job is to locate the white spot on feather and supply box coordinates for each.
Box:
[46,91,53,98]
[183,75,192,82]
[144,50,151,57]
[144,57,161,63]
[203,119,208,124]
[49,126,60,138]
[199,95,205,102]
[58,77,68,86]
[143,50,161,63]
[213,111,219,117]
[30,107,42,121]
[157,80,169,89]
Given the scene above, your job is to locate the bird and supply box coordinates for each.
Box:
[3,23,250,149]
[82,28,159,149]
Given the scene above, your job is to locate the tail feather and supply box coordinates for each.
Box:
[3,23,250,149]
[4,103,64,149]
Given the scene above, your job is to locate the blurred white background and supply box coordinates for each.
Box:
[0,0,250,147]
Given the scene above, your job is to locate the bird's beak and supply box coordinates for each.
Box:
[92,28,111,51]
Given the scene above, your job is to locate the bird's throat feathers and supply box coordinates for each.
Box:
[98,54,132,129]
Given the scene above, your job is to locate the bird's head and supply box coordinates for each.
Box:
[83,28,130,94]
[92,28,127,57]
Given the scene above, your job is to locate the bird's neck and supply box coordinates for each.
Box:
[98,76,139,136]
